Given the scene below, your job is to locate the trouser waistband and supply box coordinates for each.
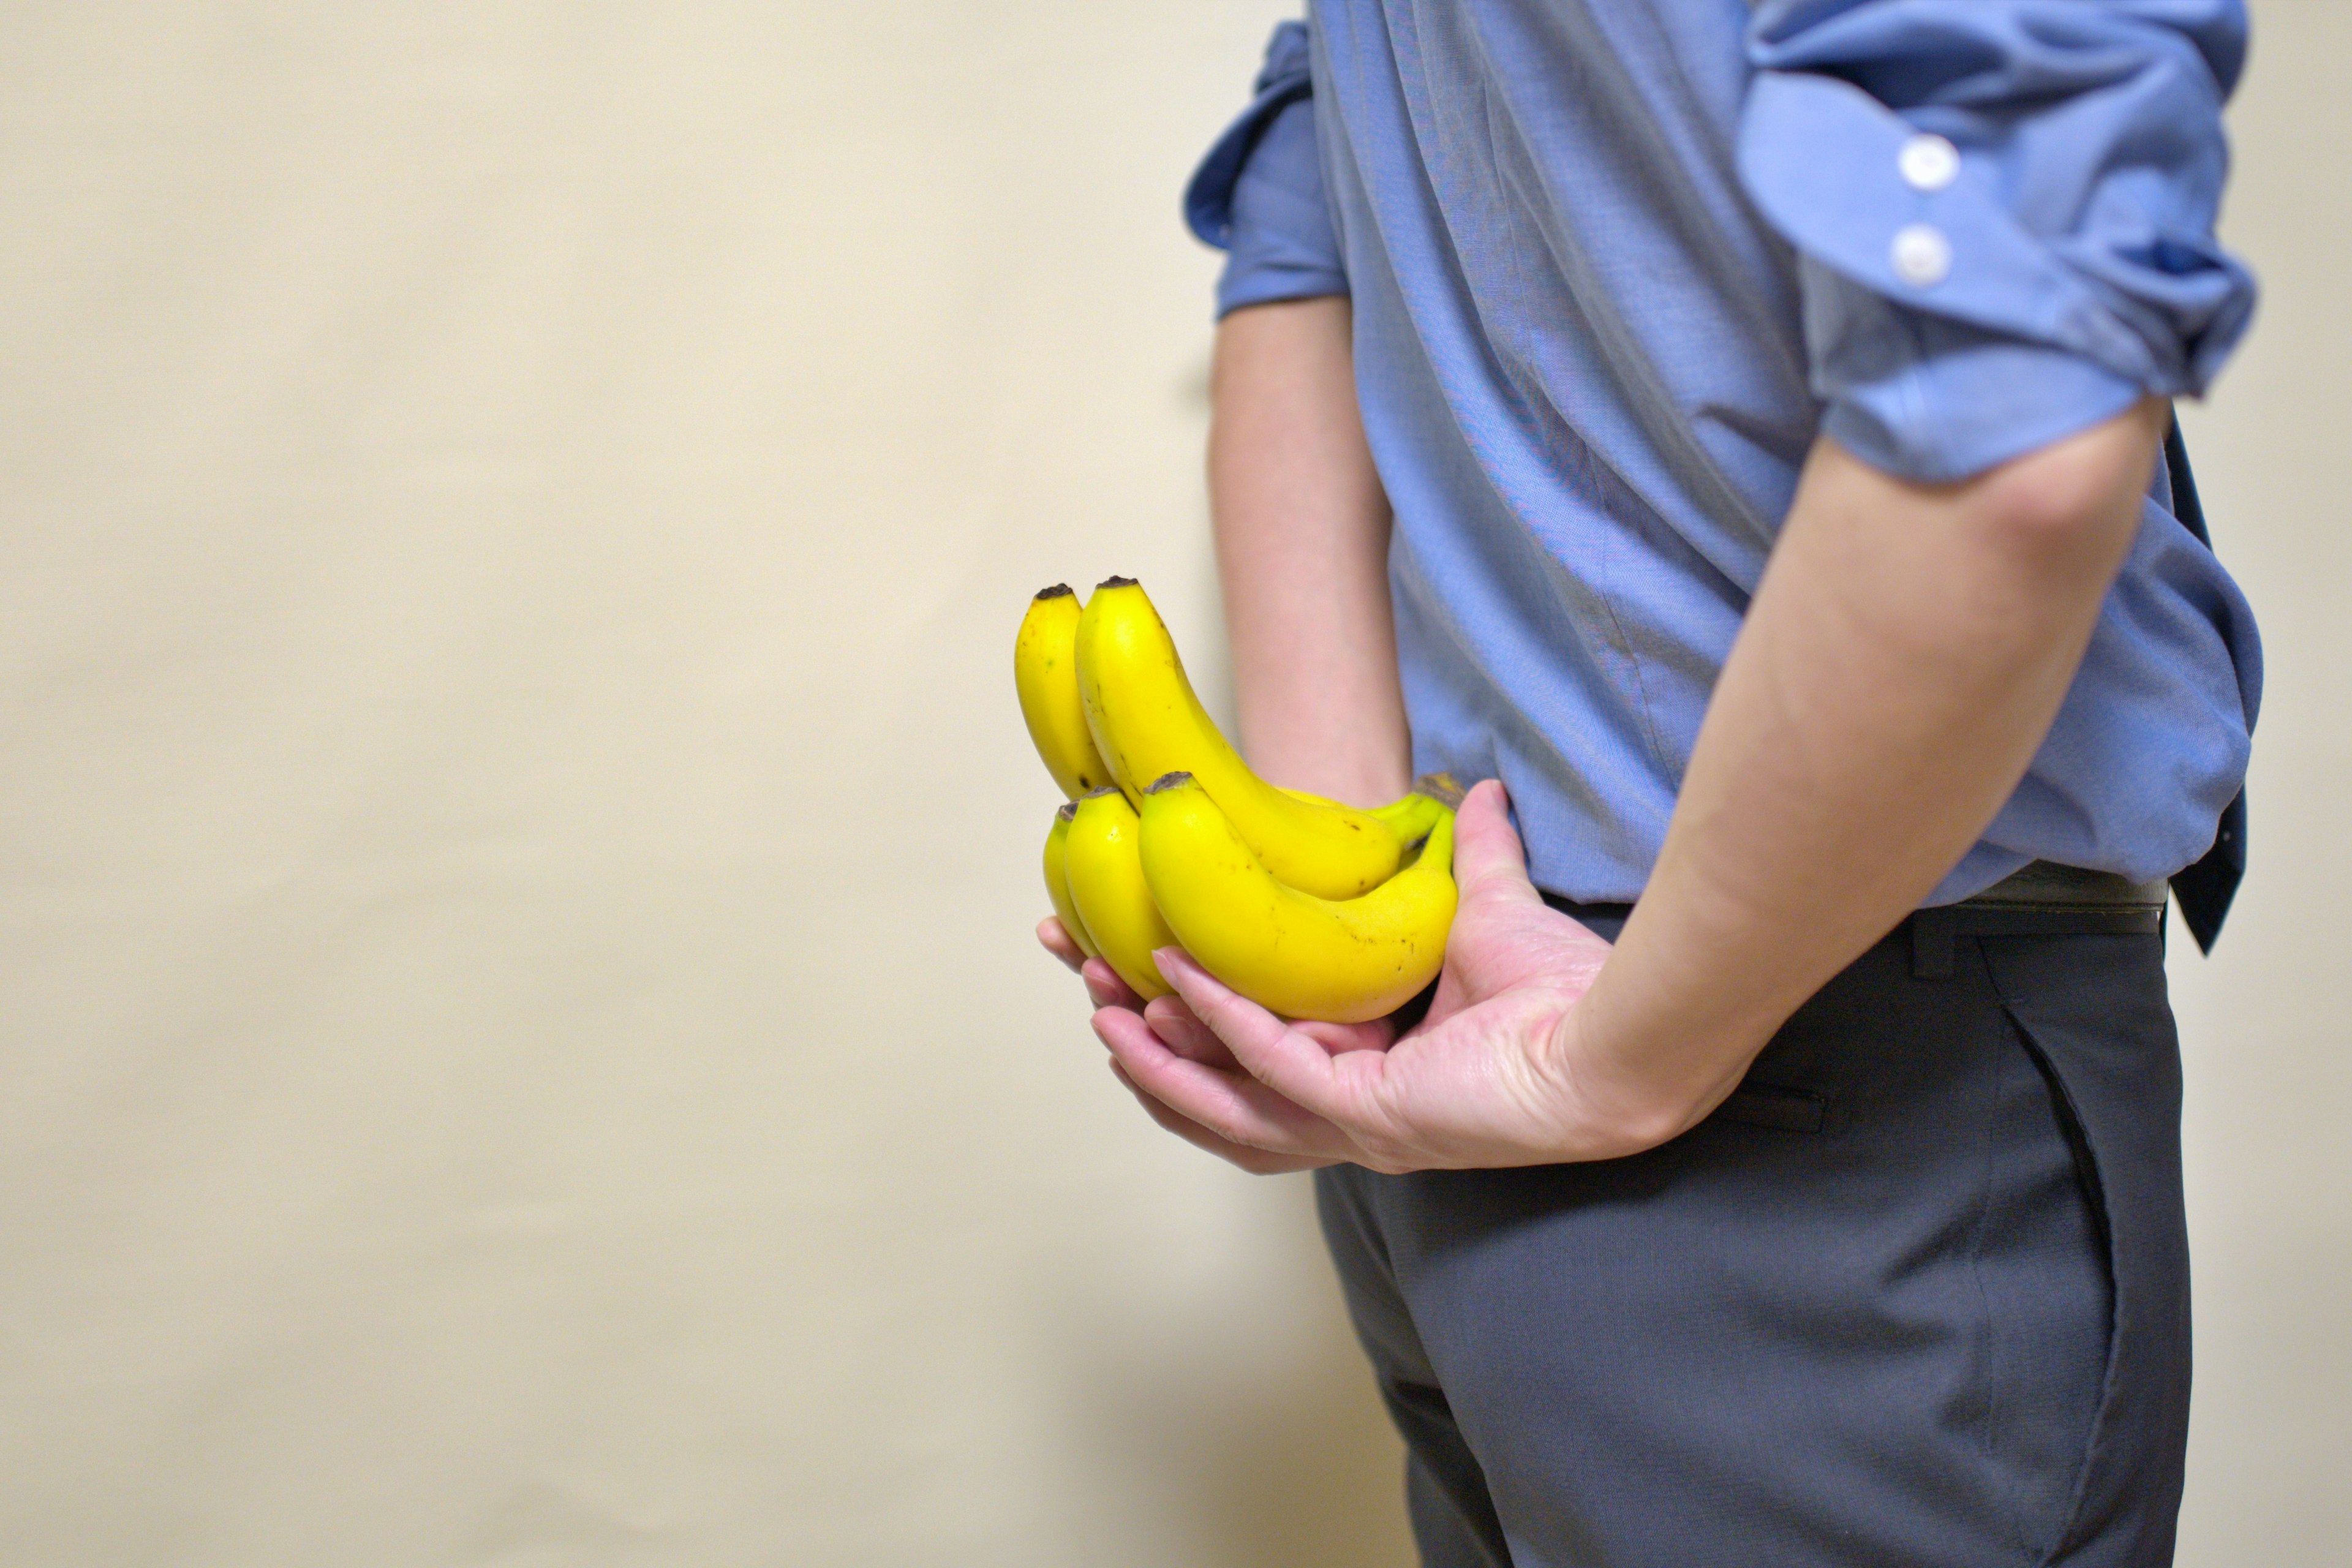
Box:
[1539,861,2170,981]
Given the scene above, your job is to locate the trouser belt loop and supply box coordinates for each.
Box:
[1911,910,1962,980]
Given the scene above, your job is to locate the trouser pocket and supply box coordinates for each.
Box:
[1705,1077,1826,1133]
[1981,934,2191,1568]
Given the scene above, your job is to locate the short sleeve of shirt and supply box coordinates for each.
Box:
[1738,0,2259,483]
[1184,20,1349,318]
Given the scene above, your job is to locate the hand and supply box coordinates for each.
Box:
[1095,780,1703,1174]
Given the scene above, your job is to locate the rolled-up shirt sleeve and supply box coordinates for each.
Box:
[1737,0,2258,483]
[1185,20,1349,318]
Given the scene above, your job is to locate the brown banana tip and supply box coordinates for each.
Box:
[1033,582,1075,601]
[1055,801,1077,822]
[1080,783,1125,801]
[1096,575,1138,590]
[1144,771,1195,795]
[1412,771,1468,809]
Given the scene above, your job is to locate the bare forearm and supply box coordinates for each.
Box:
[1208,297,1411,807]
[1575,401,2169,1126]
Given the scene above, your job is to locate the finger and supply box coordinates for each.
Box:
[1038,917,1088,974]
[1154,948,1397,1142]
[1154,989,1386,1064]
[1142,994,1243,1069]
[1094,1003,1353,1161]
[1450,779,1545,910]
[1109,1061,1331,1174]
[1297,1016,1396,1056]
[1082,957,1145,1013]
[1415,968,1471,1038]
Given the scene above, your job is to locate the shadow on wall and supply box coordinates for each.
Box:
[1050,1177,1417,1567]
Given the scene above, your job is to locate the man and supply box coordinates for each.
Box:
[1041,4,2258,1563]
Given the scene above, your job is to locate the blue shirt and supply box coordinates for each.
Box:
[1186,2,2261,906]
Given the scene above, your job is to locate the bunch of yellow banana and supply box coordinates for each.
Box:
[1016,576,1461,1022]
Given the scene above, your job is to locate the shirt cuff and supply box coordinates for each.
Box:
[1184,20,1348,319]
[1801,257,2150,483]
[1738,2,2258,483]
[1209,96,1349,317]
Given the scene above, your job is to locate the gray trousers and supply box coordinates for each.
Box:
[1317,919,2187,1567]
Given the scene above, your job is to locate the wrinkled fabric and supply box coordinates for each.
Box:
[1743,0,2257,480]
[1187,4,2260,905]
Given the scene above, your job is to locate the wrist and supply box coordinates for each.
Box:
[1549,962,1777,1158]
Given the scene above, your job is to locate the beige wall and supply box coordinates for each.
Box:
[2167,3,2352,1557]
[0,3,2339,1564]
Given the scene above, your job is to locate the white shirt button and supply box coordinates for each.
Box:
[1890,223,1952,287]
[1898,133,1961,192]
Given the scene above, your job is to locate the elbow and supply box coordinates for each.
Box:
[1962,399,2169,579]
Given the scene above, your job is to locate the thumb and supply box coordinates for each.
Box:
[1449,778,1544,910]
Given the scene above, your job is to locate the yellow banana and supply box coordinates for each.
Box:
[1074,578,1404,899]
[1138,772,1457,1024]
[1061,786,1178,1001]
[1366,773,1462,837]
[1015,584,1114,800]
[1042,802,1100,960]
